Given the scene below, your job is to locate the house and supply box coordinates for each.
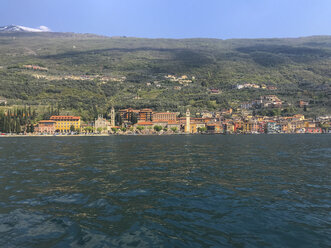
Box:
[206,123,222,133]
[0,97,7,105]
[267,122,281,134]
[36,120,56,134]
[210,89,220,94]
[305,127,322,133]
[268,86,277,90]
[240,102,253,110]
[299,100,309,108]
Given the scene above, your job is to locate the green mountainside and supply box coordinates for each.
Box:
[0,32,330,120]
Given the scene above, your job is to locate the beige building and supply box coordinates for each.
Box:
[94,115,111,133]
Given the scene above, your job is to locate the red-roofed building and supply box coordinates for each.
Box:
[36,120,56,134]
[50,115,81,132]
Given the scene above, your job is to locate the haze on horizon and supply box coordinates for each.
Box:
[1,0,331,39]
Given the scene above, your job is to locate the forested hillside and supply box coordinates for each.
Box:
[0,32,330,120]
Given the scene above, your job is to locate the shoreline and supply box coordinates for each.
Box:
[0,133,329,137]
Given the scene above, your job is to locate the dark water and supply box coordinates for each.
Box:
[0,135,330,248]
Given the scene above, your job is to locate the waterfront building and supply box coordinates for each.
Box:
[94,115,111,133]
[138,109,153,122]
[206,123,222,133]
[267,122,281,134]
[153,112,177,122]
[119,108,153,123]
[305,127,322,133]
[50,115,81,133]
[36,120,56,134]
[119,108,140,122]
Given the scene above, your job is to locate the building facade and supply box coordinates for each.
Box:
[94,115,111,133]
[36,120,56,134]
[152,112,177,122]
[50,115,81,133]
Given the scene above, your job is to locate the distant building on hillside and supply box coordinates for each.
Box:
[0,97,7,105]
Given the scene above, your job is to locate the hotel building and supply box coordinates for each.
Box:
[50,115,81,132]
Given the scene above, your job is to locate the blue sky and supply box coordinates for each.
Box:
[1,0,330,39]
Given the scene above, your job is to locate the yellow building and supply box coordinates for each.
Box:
[50,116,81,132]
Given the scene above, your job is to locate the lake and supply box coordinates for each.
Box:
[0,135,330,247]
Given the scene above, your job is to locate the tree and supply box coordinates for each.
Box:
[84,126,93,133]
[136,126,145,131]
[198,127,207,133]
[15,118,21,133]
[30,124,35,133]
[130,113,138,124]
[111,127,118,133]
[70,125,76,132]
[115,113,123,126]
[171,127,178,133]
[154,125,162,132]
[97,127,103,133]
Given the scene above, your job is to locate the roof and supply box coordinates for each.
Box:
[50,115,80,120]
[38,120,56,123]
[136,121,153,125]
[140,108,153,112]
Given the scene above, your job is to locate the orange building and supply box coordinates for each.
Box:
[36,120,56,134]
[153,112,177,122]
[138,109,153,122]
[119,108,152,122]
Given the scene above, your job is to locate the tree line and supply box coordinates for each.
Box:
[0,107,37,133]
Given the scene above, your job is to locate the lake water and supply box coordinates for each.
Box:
[0,135,330,247]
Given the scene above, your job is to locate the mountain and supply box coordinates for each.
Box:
[0,25,50,33]
[0,31,330,120]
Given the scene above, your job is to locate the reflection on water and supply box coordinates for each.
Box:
[0,135,330,247]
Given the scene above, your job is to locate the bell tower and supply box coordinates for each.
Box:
[185,108,191,133]
[110,107,115,127]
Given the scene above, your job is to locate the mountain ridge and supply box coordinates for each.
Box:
[0,24,51,33]
[0,30,330,119]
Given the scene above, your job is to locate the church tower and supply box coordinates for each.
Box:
[110,107,115,127]
[185,108,191,133]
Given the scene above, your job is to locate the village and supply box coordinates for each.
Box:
[32,105,330,135]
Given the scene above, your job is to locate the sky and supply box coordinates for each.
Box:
[0,0,330,39]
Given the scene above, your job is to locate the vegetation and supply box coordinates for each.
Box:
[171,127,178,133]
[0,32,330,120]
[0,107,37,133]
[136,126,145,131]
[154,125,163,132]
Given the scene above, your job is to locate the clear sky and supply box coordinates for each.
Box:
[1,0,330,39]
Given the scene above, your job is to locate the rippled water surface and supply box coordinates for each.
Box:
[0,135,330,247]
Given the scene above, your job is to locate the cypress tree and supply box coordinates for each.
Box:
[16,118,21,133]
